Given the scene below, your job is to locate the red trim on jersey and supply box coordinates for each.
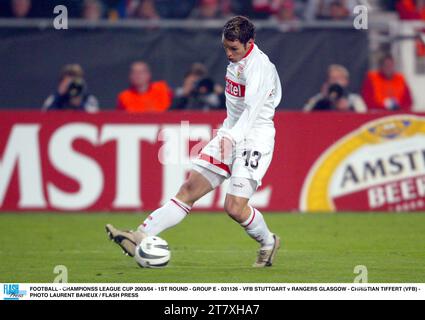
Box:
[225,77,246,97]
[244,208,257,228]
[199,153,231,175]
[171,199,190,214]
[242,43,254,59]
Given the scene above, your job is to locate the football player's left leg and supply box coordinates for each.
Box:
[225,178,280,267]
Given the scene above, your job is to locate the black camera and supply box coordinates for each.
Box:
[66,78,86,98]
[194,78,215,96]
[312,83,349,111]
[327,83,348,101]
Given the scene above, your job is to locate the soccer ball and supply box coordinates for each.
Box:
[134,236,171,268]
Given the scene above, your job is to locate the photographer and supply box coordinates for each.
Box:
[171,62,225,111]
[188,77,225,111]
[43,64,99,112]
[304,64,367,112]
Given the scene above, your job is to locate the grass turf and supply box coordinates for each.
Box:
[0,213,424,283]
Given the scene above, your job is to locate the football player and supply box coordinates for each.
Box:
[107,16,282,267]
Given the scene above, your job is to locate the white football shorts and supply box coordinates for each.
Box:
[192,135,274,197]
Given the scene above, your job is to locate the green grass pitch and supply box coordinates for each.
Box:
[0,213,424,283]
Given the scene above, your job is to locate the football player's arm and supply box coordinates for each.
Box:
[218,65,273,145]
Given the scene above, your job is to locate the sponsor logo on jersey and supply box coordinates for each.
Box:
[300,115,425,213]
[225,77,245,98]
[236,65,244,78]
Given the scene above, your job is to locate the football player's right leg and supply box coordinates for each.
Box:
[107,167,223,257]
[138,168,222,237]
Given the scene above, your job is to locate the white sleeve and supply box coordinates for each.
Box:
[351,94,367,113]
[85,95,100,113]
[218,63,274,145]
[42,95,55,111]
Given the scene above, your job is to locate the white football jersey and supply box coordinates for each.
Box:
[218,44,282,147]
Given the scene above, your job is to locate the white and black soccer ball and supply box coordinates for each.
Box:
[135,236,171,268]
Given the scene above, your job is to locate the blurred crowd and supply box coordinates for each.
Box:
[304,55,413,113]
[1,0,421,113]
[1,1,425,22]
[44,52,414,113]
[43,61,226,113]
[0,0,406,22]
[396,0,425,20]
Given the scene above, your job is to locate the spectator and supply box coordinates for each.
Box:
[43,64,99,112]
[220,0,234,17]
[252,0,280,18]
[190,0,224,19]
[10,0,32,18]
[102,0,131,19]
[361,54,413,111]
[82,0,104,20]
[396,0,425,20]
[304,64,367,112]
[271,0,302,31]
[172,63,225,111]
[117,61,172,112]
[131,0,160,19]
[251,0,307,19]
[305,0,359,21]
[173,63,208,108]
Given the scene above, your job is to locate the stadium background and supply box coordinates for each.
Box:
[1,0,425,283]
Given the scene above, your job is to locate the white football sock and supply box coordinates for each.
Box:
[241,206,275,250]
[138,198,191,236]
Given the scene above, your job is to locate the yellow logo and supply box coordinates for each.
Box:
[300,115,425,212]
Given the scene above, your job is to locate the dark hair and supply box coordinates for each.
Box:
[185,62,208,79]
[223,16,255,45]
[378,53,394,67]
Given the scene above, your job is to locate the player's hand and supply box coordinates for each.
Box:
[58,76,73,95]
[335,98,350,111]
[220,137,233,163]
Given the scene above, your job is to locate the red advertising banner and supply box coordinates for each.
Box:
[1,111,425,213]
